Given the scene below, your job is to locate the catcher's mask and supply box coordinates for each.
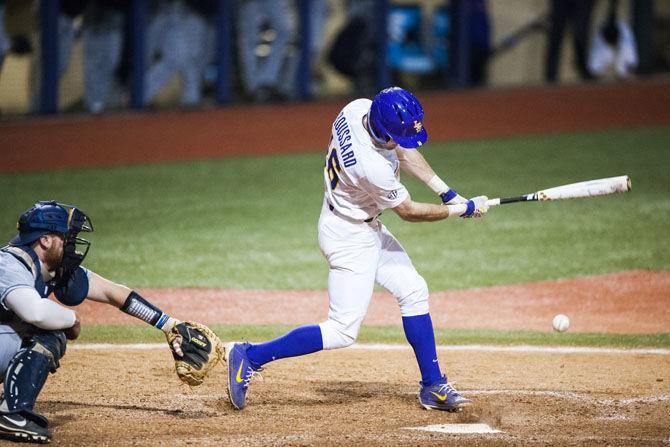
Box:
[10,200,94,272]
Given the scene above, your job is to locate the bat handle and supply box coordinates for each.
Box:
[486,194,536,207]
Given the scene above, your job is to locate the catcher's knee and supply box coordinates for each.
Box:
[319,318,361,350]
[29,331,67,372]
[397,276,429,317]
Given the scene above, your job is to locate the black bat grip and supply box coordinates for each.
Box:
[498,194,538,205]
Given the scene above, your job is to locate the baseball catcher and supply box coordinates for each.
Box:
[0,201,222,443]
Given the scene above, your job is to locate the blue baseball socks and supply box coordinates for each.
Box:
[246,324,323,367]
[402,313,443,386]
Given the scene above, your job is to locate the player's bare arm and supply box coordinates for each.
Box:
[392,195,489,221]
[396,146,438,183]
[85,271,132,306]
[393,197,453,222]
[84,270,185,347]
[396,147,469,204]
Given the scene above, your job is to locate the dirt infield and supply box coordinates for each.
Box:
[37,271,669,445]
[74,270,670,333]
[42,345,669,446]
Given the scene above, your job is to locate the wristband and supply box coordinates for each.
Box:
[461,200,475,217]
[120,291,169,328]
[439,189,458,204]
[158,316,179,333]
[427,175,449,195]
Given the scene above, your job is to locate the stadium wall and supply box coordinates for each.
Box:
[1,78,669,173]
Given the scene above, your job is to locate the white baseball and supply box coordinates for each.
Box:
[552,314,570,332]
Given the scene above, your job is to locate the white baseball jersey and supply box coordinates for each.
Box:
[0,250,36,303]
[323,99,409,221]
[317,99,429,351]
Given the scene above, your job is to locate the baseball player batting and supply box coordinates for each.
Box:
[226,87,488,411]
[0,201,221,444]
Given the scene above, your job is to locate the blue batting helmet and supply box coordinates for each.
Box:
[9,201,93,246]
[368,86,428,148]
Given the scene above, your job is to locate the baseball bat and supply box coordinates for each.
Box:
[486,175,631,207]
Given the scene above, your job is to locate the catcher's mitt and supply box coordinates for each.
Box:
[166,321,224,386]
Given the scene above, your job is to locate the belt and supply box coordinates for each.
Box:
[328,203,376,223]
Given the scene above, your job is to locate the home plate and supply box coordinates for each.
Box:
[405,423,501,434]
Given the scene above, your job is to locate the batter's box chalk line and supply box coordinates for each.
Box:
[404,423,502,434]
[350,343,670,356]
[72,343,670,356]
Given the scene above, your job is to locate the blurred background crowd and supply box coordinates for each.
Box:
[0,0,667,117]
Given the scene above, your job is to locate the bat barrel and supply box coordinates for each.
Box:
[488,175,631,207]
[539,175,631,201]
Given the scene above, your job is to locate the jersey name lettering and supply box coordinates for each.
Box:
[334,112,357,167]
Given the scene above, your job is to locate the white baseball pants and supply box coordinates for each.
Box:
[0,325,22,380]
[317,200,429,350]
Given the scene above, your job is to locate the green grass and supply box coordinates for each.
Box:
[73,324,670,349]
[1,126,669,290]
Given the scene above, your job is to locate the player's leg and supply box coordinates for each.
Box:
[234,241,378,365]
[226,212,379,409]
[178,7,209,106]
[226,323,323,410]
[236,0,263,96]
[0,329,65,443]
[375,224,471,412]
[0,326,22,383]
[144,1,182,103]
[315,210,380,350]
[258,0,294,93]
[373,228,441,385]
[0,327,23,412]
[82,7,123,113]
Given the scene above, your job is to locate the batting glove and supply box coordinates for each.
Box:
[461,195,489,218]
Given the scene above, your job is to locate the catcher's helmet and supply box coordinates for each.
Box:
[368,86,428,148]
[10,200,93,246]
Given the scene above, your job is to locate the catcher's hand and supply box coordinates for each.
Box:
[165,321,224,386]
[64,315,81,340]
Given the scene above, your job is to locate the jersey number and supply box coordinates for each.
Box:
[325,146,341,190]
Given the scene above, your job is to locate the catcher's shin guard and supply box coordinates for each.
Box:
[1,331,66,414]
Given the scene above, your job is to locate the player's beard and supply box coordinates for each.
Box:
[43,244,64,272]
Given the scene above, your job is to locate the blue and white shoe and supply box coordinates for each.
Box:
[225,342,261,410]
[418,375,472,412]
